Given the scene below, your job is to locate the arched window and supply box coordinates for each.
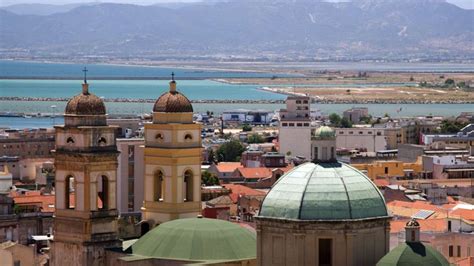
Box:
[184,133,193,141]
[154,170,164,202]
[66,137,75,144]
[183,170,193,202]
[97,175,109,210]
[98,137,107,146]
[65,175,75,209]
[155,133,164,141]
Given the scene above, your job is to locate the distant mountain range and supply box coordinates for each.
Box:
[1,0,472,60]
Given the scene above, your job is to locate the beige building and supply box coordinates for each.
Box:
[279,96,314,159]
[257,135,391,266]
[50,79,120,266]
[141,77,202,227]
[116,138,144,213]
[343,107,369,124]
[336,126,391,152]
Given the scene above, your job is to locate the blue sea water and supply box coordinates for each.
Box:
[0,60,286,78]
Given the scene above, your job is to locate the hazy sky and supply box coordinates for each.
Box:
[1,0,473,9]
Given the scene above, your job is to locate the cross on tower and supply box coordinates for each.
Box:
[83,67,88,83]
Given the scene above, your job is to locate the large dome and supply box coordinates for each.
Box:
[65,86,106,116]
[153,81,193,113]
[259,162,388,220]
[130,218,256,263]
[377,242,449,266]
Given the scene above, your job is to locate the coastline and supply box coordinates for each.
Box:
[2,96,473,104]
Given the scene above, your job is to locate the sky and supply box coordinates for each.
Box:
[0,0,473,9]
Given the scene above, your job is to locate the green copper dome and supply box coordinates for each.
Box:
[313,126,336,139]
[258,162,388,220]
[377,242,449,266]
[130,218,256,263]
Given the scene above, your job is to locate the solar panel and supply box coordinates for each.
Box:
[411,209,435,220]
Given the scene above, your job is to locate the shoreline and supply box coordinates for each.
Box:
[1,96,473,104]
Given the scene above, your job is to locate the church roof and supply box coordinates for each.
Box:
[376,242,449,266]
[130,218,256,263]
[258,162,388,220]
[153,79,193,113]
[313,126,335,139]
[65,84,106,116]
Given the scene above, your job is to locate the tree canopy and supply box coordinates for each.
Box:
[217,140,245,162]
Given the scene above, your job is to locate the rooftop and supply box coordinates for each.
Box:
[259,162,388,221]
[129,218,256,263]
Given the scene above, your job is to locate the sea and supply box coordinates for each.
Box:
[1,60,473,129]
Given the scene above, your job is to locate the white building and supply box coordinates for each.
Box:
[336,127,388,152]
[222,109,274,124]
[279,96,315,159]
[116,138,145,213]
[0,166,12,193]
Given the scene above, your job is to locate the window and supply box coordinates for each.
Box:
[184,170,193,202]
[303,100,308,104]
[282,123,288,127]
[66,137,75,144]
[457,246,461,257]
[377,132,382,136]
[296,100,301,104]
[468,246,471,256]
[304,123,309,127]
[331,147,334,159]
[319,239,332,266]
[289,123,295,127]
[97,175,109,210]
[297,123,302,127]
[155,133,164,141]
[154,170,164,201]
[65,175,75,209]
[349,131,353,135]
[98,137,107,146]
[339,131,344,134]
[385,167,389,174]
[448,221,451,232]
[184,133,193,141]
[359,131,363,135]
[449,245,454,257]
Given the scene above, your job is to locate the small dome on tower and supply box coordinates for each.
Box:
[313,126,335,139]
[153,73,193,113]
[63,69,107,127]
[65,88,106,116]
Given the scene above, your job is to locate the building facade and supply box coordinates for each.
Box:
[142,77,202,227]
[279,96,313,159]
[51,80,120,266]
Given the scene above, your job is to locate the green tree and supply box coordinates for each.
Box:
[329,113,341,126]
[440,120,467,133]
[360,115,373,124]
[340,117,353,128]
[247,133,265,144]
[207,149,216,164]
[242,124,252,132]
[217,140,245,162]
[201,171,219,186]
[445,78,455,87]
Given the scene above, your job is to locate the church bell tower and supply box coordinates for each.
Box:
[51,70,119,266]
[142,74,202,227]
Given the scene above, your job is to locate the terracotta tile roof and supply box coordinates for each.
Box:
[11,193,55,212]
[390,218,447,233]
[222,184,267,203]
[387,200,449,219]
[450,208,474,221]
[455,256,474,266]
[215,162,242,173]
[237,167,272,179]
[374,179,390,188]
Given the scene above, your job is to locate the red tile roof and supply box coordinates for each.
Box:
[455,256,474,266]
[450,208,474,221]
[237,167,272,179]
[374,179,390,188]
[390,218,447,233]
[222,184,267,203]
[387,200,449,219]
[215,162,242,173]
